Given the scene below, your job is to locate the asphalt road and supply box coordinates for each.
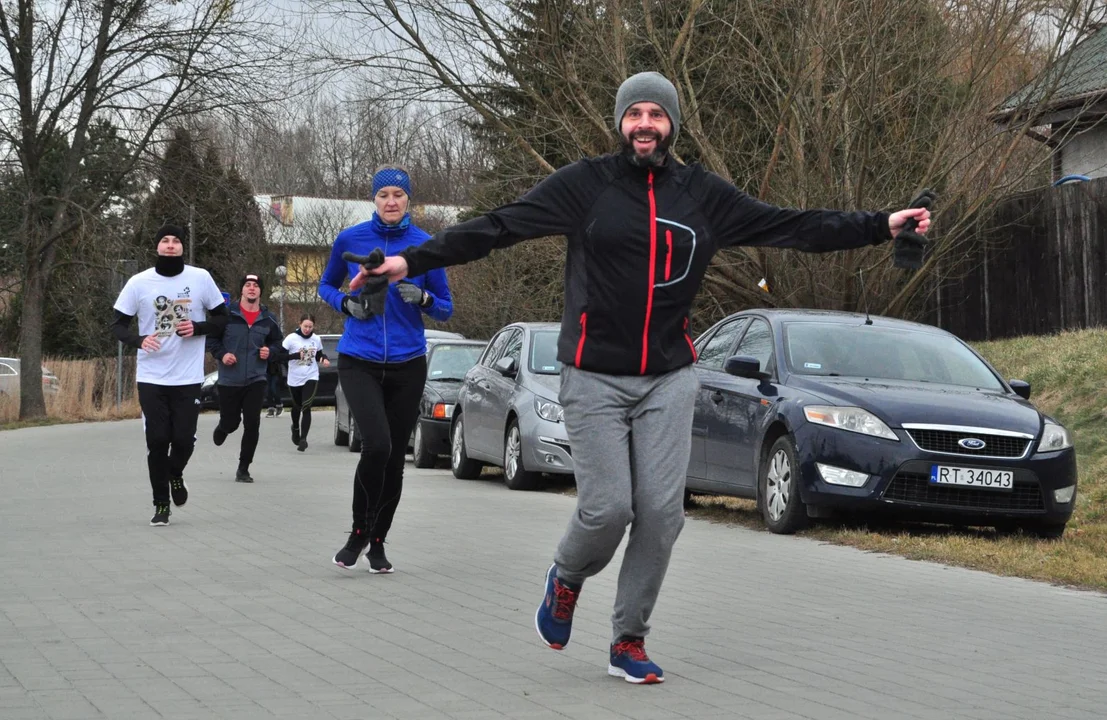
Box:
[1,414,1105,719]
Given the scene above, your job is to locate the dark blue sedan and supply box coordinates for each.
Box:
[685,310,1077,538]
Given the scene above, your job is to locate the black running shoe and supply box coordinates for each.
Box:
[266,408,275,418]
[150,504,171,526]
[235,468,254,483]
[291,426,300,445]
[275,405,283,416]
[366,539,393,574]
[169,475,188,507]
[333,529,370,570]
[297,438,308,452]
[213,426,227,446]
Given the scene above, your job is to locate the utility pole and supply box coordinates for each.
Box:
[188,203,195,264]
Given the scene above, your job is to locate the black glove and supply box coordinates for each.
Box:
[340,248,389,317]
[342,282,388,319]
[342,248,385,273]
[397,281,430,307]
[342,294,373,320]
[892,189,936,270]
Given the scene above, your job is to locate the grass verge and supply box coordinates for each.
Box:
[0,356,141,429]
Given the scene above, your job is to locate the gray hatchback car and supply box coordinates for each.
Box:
[450,322,573,490]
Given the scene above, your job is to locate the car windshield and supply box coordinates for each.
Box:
[529,331,561,375]
[783,322,1004,390]
[321,337,339,359]
[427,344,484,381]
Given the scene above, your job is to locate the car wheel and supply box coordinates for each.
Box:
[412,422,435,468]
[758,435,808,534]
[503,419,542,491]
[451,415,483,479]
[348,411,362,453]
[334,409,349,446]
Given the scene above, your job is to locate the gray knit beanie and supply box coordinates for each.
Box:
[614,71,681,139]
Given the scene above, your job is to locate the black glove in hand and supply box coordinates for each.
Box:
[342,294,373,320]
[341,248,385,274]
[396,281,427,306]
[892,189,937,270]
[340,248,389,317]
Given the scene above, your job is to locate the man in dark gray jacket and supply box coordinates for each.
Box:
[206,274,283,483]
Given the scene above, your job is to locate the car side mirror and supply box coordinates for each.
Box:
[725,355,771,381]
[1010,379,1031,400]
[494,356,517,377]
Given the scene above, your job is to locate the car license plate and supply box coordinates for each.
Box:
[930,465,1013,490]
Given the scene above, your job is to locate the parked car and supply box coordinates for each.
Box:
[0,357,60,398]
[333,329,467,453]
[684,309,1077,538]
[449,322,573,490]
[200,334,341,411]
[412,340,488,466]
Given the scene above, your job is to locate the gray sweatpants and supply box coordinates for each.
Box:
[553,363,698,641]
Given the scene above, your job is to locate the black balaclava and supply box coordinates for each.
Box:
[154,224,186,277]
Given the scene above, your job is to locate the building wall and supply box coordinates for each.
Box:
[1061,124,1107,179]
[284,249,328,286]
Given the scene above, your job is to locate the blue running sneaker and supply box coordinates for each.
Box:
[609,637,664,684]
[534,563,580,650]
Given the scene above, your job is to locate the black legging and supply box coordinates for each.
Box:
[338,353,427,540]
[289,380,318,438]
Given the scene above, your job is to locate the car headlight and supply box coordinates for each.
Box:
[535,398,564,423]
[1037,422,1073,453]
[816,463,871,488]
[431,402,454,420]
[803,406,898,441]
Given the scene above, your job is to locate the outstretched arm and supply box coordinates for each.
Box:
[374,162,596,282]
[700,172,929,252]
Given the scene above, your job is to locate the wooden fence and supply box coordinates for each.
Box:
[930,176,1107,341]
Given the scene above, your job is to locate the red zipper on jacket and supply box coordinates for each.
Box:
[641,170,657,375]
[684,318,698,361]
[575,312,587,366]
[665,229,673,281]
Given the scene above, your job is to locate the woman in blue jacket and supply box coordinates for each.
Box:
[318,166,453,573]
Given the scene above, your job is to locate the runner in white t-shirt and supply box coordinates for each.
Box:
[111,225,228,526]
[282,314,330,452]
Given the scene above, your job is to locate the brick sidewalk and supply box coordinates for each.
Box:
[1,414,1105,719]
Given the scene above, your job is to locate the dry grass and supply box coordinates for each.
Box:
[685,329,1107,592]
[0,356,141,429]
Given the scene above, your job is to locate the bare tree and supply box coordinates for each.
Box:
[306,0,1103,334]
[0,0,292,418]
[214,83,485,204]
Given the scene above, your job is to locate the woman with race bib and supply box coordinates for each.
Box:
[282,314,330,452]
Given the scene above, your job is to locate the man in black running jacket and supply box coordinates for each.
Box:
[368,71,932,684]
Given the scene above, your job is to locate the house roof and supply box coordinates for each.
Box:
[255,195,468,248]
[994,24,1107,121]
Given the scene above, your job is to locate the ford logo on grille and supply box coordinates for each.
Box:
[959,438,987,450]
